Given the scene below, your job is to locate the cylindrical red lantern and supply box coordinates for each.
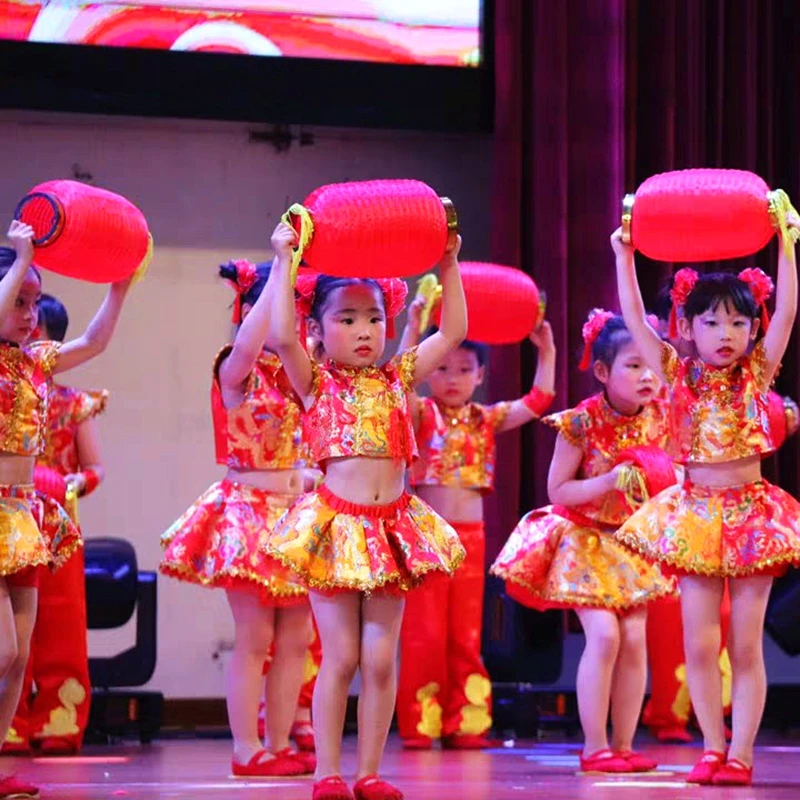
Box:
[33,465,67,506]
[282,179,458,280]
[621,169,797,262]
[433,262,544,344]
[14,180,152,283]
[615,445,677,500]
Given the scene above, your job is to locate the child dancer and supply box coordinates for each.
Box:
[3,294,109,756]
[161,226,315,778]
[0,222,132,799]
[492,309,674,774]
[395,305,556,750]
[263,224,467,800]
[613,216,800,786]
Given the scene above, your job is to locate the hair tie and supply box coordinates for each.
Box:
[668,268,699,338]
[738,267,774,333]
[579,308,615,371]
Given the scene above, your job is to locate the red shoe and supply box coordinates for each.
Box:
[402,736,433,750]
[654,725,693,744]
[313,775,354,800]
[685,750,726,785]
[231,748,307,777]
[353,774,404,800]
[0,774,39,798]
[712,758,753,786]
[442,734,495,750]
[616,750,658,772]
[291,721,316,752]
[579,748,634,773]
[0,741,30,757]
[37,737,79,756]
[275,747,315,774]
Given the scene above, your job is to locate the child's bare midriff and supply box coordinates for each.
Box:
[685,453,762,488]
[415,484,483,523]
[0,452,35,486]
[323,456,406,505]
[225,467,307,495]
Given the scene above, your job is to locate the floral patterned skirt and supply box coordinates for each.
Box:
[491,505,675,611]
[263,484,465,593]
[616,480,800,578]
[0,483,81,578]
[160,480,308,606]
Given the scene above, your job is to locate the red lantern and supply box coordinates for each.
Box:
[14,180,153,283]
[621,169,798,262]
[615,445,677,500]
[33,465,67,506]
[282,179,458,280]
[766,391,800,451]
[430,263,544,344]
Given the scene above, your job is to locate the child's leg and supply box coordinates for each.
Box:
[356,592,405,779]
[225,589,275,763]
[264,605,312,752]
[310,591,361,779]
[679,575,726,754]
[575,608,620,756]
[726,574,773,767]
[0,583,37,744]
[609,607,648,752]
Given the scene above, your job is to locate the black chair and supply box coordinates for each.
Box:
[84,537,163,743]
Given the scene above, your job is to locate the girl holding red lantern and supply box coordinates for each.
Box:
[262,222,467,800]
[395,306,556,750]
[161,226,317,779]
[613,214,800,787]
[491,309,674,775]
[3,293,109,758]
[0,221,133,799]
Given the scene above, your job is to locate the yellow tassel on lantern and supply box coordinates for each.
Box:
[131,233,154,286]
[280,204,315,286]
[615,463,649,506]
[767,189,800,256]
[414,273,442,334]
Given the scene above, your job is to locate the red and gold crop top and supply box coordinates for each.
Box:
[38,385,108,475]
[212,347,311,471]
[545,392,670,527]
[410,397,511,493]
[305,348,418,468]
[0,340,60,457]
[661,340,773,464]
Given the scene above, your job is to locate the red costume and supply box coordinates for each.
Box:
[492,393,675,610]
[0,340,81,582]
[397,397,513,744]
[264,351,465,592]
[160,347,311,603]
[643,392,799,741]
[5,385,107,753]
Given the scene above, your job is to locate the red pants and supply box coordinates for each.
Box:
[6,549,91,749]
[397,521,491,740]
[643,589,732,732]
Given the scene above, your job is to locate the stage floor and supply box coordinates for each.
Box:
[6,735,800,798]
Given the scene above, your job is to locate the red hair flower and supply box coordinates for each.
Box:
[294,272,319,320]
[224,259,259,323]
[376,278,409,338]
[579,308,615,371]
[668,268,699,338]
[739,267,774,332]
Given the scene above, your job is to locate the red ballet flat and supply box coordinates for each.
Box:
[291,721,316,752]
[685,750,726,785]
[616,750,658,772]
[231,748,307,777]
[353,774,404,800]
[442,734,494,750]
[275,747,315,774]
[579,748,634,773]
[712,758,753,786]
[654,725,693,744]
[402,736,433,750]
[0,741,30,757]
[0,774,39,798]
[312,775,354,800]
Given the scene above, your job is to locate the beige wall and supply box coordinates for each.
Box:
[0,111,492,697]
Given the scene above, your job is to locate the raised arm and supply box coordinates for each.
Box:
[496,320,557,432]
[411,236,467,386]
[547,433,621,507]
[396,295,425,354]
[54,278,132,374]
[264,231,313,405]
[219,223,295,391]
[0,222,36,320]
[67,417,105,497]
[611,228,667,382]
[760,213,800,388]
